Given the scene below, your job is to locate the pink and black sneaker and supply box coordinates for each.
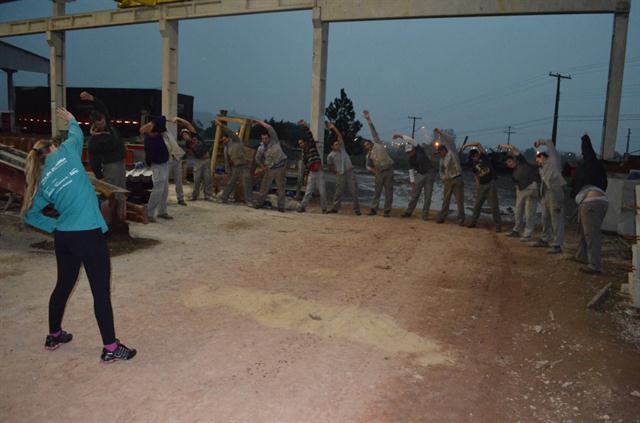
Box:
[44,330,73,350]
[100,340,136,363]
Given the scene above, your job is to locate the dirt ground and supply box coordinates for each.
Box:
[1,195,640,422]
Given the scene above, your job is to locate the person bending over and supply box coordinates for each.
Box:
[174,117,213,201]
[462,142,502,232]
[326,121,361,215]
[253,119,288,212]
[394,133,436,221]
[218,121,253,205]
[297,120,327,213]
[434,128,465,225]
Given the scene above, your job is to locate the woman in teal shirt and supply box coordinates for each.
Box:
[22,107,136,363]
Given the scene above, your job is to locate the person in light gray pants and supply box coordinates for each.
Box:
[371,168,394,215]
[435,128,465,225]
[168,158,185,204]
[148,162,169,218]
[333,170,360,212]
[513,183,538,238]
[193,158,213,200]
[406,172,434,219]
[539,186,565,249]
[102,160,127,189]
[576,199,608,273]
[362,110,394,217]
[300,170,327,211]
[255,166,286,210]
[439,176,465,223]
[222,164,252,204]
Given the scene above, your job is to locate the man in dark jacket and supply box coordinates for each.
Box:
[141,116,172,222]
[80,91,126,188]
[462,142,502,232]
[571,133,608,273]
[394,133,436,221]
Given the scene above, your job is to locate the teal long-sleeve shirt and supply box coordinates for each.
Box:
[25,119,108,234]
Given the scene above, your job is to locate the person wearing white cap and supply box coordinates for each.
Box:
[393,133,436,220]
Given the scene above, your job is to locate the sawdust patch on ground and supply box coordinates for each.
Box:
[181,285,454,367]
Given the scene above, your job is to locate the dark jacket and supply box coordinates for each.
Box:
[571,134,607,198]
[144,133,169,165]
[409,145,433,175]
[511,154,540,190]
[87,97,126,179]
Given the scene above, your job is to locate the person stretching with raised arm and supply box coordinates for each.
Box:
[217,121,253,206]
[498,143,540,241]
[22,107,136,362]
[326,121,361,215]
[297,120,328,213]
[461,142,501,232]
[394,133,436,221]
[533,138,566,254]
[434,128,465,225]
[361,110,394,217]
[173,116,214,201]
[253,119,288,212]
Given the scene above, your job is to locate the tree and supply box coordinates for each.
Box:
[325,88,363,155]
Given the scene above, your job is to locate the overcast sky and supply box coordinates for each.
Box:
[1,0,638,154]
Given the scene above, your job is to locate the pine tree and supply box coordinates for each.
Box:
[325,89,363,155]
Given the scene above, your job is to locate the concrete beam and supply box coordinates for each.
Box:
[47,0,66,136]
[309,7,328,158]
[160,19,179,135]
[3,69,16,132]
[601,12,630,160]
[0,41,50,74]
[0,0,316,37]
[317,0,629,22]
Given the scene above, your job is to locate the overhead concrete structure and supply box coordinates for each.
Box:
[0,0,631,158]
[0,40,49,132]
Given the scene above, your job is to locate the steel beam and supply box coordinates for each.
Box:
[0,41,50,74]
[317,0,629,22]
[309,7,328,158]
[0,0,316,37]
[601,12,629,160]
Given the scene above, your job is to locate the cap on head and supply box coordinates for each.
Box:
[404,143,414,153]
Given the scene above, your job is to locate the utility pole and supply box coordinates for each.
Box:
[549,72,571,146]
[626,128,632,154]
[408,115,422,138]
[504,125,516,145]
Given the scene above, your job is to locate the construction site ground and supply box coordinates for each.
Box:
[1,193,640,422]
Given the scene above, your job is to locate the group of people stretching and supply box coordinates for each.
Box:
[19,95,608,363]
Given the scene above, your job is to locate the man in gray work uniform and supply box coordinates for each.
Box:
[253,119,288,212]
[533,139,566,254]
[434,128,465,225]
[362,110,394,217]
[218,121,253,205]
[326,121,361,215]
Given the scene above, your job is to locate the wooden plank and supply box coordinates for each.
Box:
[587,282,613,309]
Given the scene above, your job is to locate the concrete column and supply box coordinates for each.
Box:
[47,0,66,136]
[601,12,629,160]
[160,19,179,136]
[3,68,16,132]
[309,7,329,158]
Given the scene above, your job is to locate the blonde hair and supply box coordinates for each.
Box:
[20,139,53,217]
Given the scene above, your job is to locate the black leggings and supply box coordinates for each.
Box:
[50,229,116,345]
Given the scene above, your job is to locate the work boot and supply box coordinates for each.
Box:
[277,207,285,213]
[178,200,187,206]
[458,220,465,227]
[400,212,411,218]
[101,340,137,363]
[532,239,549,248]
[45,330,73,351]
[322,209,328,214]
[506,230,520,238]
[546,246,562,255]
[327,209,338,214]
[367,209,377,216]
[297,206,306,213]
[147,216,157,223]
[579,267,601,275]
[158,213,173,220]
[495,225,502,233]
[383,211,391,218]
[435,219,445,224]
[354,210,362,216]
[467,222,477,228]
